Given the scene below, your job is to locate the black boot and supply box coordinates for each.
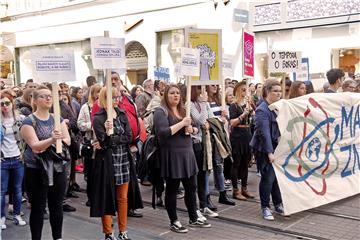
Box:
[207,194,218,211]
[219,191,235,206]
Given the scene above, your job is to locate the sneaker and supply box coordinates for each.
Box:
[262,207,274,221]
[189,219,211,228]
[118,231,131,240]
[170,220,188,233]
[1,216,6,230]
[104,233,116,240]
[196,210,207,222]
[201,207,219,218]
[274,203,285,216]
[13,215,26,226]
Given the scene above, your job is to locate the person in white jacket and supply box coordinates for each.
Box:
[77,84,101,206]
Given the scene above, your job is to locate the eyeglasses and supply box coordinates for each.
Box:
[0,101,11,107]
[112,96,120,101]
[241,88,247,92]
[38,94,52,100]
[271,90,282,93]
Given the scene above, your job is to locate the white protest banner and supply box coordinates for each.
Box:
[31,48,75,83]
[180,47,200,77]
[268,51,302,73]
[294,58,309,81]
[91,37,125,69]
[270,93,360,215]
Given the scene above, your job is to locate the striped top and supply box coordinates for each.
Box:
[208,102,222,117]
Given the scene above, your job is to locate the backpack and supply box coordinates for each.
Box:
[137,106,168,208]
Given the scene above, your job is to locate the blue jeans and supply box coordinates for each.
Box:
[1,157,24,217]
[212,149,225,192]
[255,152,282,208]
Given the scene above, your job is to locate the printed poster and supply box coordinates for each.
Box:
[186,29,222,85]
[91,37,125,69]
[270,93,360,215]
[180,47,200,77]
[243,31,254,77]
[31,48,76,83]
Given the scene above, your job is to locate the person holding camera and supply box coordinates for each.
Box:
[229,81,255,201]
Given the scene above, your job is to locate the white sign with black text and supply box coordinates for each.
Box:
[268,51,302,73]
[91,37,125,69]
[31,48,76,83]
[180,47,200,77]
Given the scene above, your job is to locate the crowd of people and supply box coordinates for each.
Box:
[0,68,358,239]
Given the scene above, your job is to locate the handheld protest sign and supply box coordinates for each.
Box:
[185,28,222,86]
[106,69,113,135]
[91,31,126,135]
[30,48,76,153]
[180,47,200,119]
[52,83,62,153]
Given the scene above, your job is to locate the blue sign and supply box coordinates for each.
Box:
[293,58,309,81]
[154,66,170,82]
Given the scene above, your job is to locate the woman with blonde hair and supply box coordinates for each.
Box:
[90,87,132,240]
[229,81,255,200]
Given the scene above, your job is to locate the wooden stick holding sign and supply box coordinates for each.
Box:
[104,31,113,136]
[51,82,62,153]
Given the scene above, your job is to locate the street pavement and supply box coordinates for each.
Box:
[1,166,359,240]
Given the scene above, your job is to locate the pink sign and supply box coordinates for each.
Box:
[243,31,254,77]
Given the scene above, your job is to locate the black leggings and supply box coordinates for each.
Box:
[165,175,197,223]
[231,151,251,189]
[25,168,66,240]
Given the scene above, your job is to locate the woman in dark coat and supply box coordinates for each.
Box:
[153,84,210,234]
[90,87,132,240]
[250,79,284,221]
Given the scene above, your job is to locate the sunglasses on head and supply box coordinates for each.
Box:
[0,101,11,107]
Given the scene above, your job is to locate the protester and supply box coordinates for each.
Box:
[225,78,233,89]
[281,77,292,99]
[342,79,356,92]
[288,81,307,99]
[250,79,284,221]
[190,86,218,218]
[1,89,26,230]
[154,84,211,233]
[81,76,97,105]
[59,92,82,197]
[17,88,34,116]
[70,87,82,117]
[91,72,143,218]
[91,87,132,240]
[229,81,255,201]
[130,85,143,101]
[20,85,71,240]
[206,85,235,206]
[253,83,263,106]
[59,82,69,94]
[77,84,102,206]
[248,83,256,96]
[135,79,154,118]
[325,68,345,93]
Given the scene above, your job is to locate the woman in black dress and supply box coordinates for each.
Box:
[229,81,255,200]
[153,84,211,233]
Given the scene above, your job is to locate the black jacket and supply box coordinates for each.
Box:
[89,107,142,217]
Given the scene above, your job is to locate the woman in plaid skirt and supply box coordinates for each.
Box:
[91,87,133,240]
